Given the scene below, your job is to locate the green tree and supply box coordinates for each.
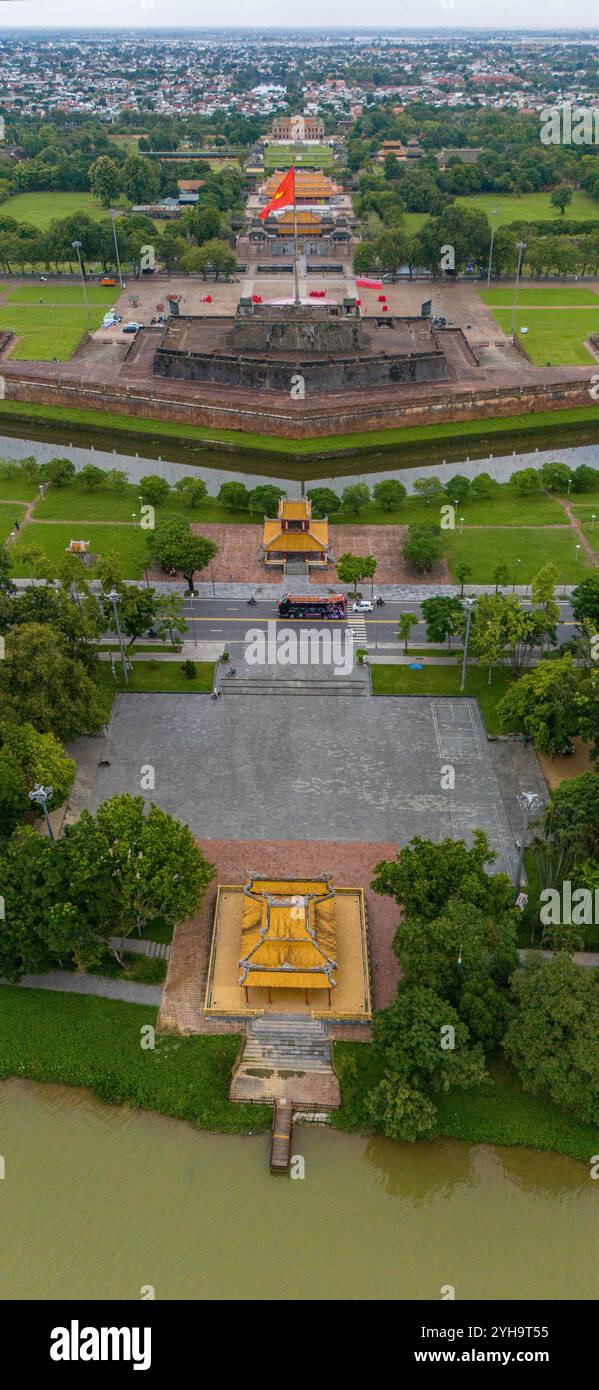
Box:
[372,479,406,511]
[147,515,218,593]
[153,593,186,646]
[444,474,470,505]
[336,552,376,593]
[139,475,171,507]
[497,655,582,753]
[571,573,599,629]
[218,481,250,512]
[550,185,573,215]
[511,467,542,496]
[0,623,106,741]
[173,476,208,509]
[120,154,160,205]
[398,611,418,653]
[420,595,463,648]
[0,543,14,593]
[14,544,53,580]
[365,1074,438,1141]
[413,476,444,506]
[455,561,472,596]
[470,472,497,500]
[394,900,518,1001]
[89,156,121,207]
[504,954,599,1123]
[372,986,487,1093]
[306,487,341,517]
[402,525,442,573]
[248,485,285,517]
[44,457,76,487]
[77,463,105,492]
[340,483,371,513]
[372,831,513,923]
[0,720,75,837]
[104,468,128,495]
[493,564,510,592]
[103,585,156,651]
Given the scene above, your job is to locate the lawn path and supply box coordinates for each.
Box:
[554,494,598,563]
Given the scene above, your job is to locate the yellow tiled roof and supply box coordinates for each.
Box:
[262,169,337,199]
[239,877,337,990]
[281,500,310,520]
[262,519,328,553]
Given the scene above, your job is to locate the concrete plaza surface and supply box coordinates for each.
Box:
[89,692,519,873]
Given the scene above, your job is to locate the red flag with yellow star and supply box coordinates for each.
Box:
[259,167,295,221]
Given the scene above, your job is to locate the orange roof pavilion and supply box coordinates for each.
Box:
[239,875,337,992]
[262,496,328,563]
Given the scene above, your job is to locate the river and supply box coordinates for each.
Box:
[1,1080,596,1301]
[1,431,599,494]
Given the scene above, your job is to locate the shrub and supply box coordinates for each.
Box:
[181,660,197,679]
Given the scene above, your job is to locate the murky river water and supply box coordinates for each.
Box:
[1,1080,596,1301]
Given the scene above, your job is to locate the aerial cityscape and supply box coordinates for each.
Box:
[0,12,597,1347]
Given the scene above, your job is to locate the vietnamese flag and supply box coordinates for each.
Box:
[259,167,295,220]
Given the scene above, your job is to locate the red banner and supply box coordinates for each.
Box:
[259,167,295,221]
[355,277,382,289]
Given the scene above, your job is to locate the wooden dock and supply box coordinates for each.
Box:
[270,1101,293,1173]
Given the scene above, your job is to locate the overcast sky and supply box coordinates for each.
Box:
[0,1,597,33]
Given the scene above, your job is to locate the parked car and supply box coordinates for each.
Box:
[100,276,117,287]
[122,321,143,334]
[351,600,374,613]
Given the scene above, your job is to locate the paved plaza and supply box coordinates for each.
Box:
[90,691,520,875]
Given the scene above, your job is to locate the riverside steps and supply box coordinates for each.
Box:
[220,674,366,696]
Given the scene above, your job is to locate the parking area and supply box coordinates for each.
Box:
[89,692,519,874]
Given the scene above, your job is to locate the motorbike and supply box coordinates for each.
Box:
[376,597,385,607]
[225,666,236,677]
[247,596,257,606]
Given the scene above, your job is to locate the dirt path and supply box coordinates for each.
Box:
[553,494,598,564]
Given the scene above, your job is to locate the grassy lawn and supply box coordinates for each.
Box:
[491,307,599,365]
[33,483,255,525]
[0,475,39,502]
[263,143,333,171]
[370,661,518,735]
[0,191,130,230]
[0,985,270,1133]
[444,526,594,584]
[0,503,25,543]
[334,485,565,528]
[10,521,150,576]
[457,189,599,227]
[332,1044,599,1164]
[2,396,599,460]
[0,283,117,360]
[482,287,599,306]
[99,660,215,696]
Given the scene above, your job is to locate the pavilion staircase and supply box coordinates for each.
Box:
[244,1014,332,1072]
[220,673,366,697]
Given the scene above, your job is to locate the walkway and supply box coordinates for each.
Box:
[4,970,163,1005]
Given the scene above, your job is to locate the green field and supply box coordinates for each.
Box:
[445,526,593,583]
[10,521,150,576]
[0,503,25,543]
[482,288,599,306]
[32,483,256,525]
[0,191,129,230]
[491,307,599,365]
[0,283,117,360]
[100,660,215,695]
[457,189,599,228]
[263,143,334,172]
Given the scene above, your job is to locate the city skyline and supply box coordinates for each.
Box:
[1,2,599,31]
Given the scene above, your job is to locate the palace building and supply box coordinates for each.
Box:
[262,497,329,572]
[205,872,371,1019]
[270,114,325,141]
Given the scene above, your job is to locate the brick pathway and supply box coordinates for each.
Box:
[157,838,402,1037]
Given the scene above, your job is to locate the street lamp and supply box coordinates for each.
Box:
[459,515,465,535]
[107,587,129,684]
[109,208,124,288]
[513,559,521,593]
[591,514,597,531]
[29,783,55,841]
[513,791,543,896]
[72,240,91,330]
[575,543,581,563]
[189,590,197,648]
[460,596,476,692]
[511,240,527,343]
[210,559,216,598]
[486,209,498,290]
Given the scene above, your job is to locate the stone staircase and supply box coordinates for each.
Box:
[221,675,366,697]
[230,1014,340,1107]
[243,1014,332,1071]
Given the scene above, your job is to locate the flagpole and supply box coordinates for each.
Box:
[292,167,300,306]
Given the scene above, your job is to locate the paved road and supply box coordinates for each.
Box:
[5,971,163,1006]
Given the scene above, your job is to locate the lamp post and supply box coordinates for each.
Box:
[107,587,129,684]
[591,514,597,531]
[511,241,527,343]
[109,208,124,288]
[459,515,465,535]
[210,560,216,597]
[513,791,543,896]
[460,596,476,692]
[486,209,498,289]
[72,240,91,330]
[189,590,197,648]
[575,543,581,563]
[29,783,55,841]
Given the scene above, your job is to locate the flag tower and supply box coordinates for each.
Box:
[259,167,300,305]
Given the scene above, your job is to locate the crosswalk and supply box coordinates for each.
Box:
[347,615,368,646]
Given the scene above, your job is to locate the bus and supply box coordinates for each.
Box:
[277,593,347,620]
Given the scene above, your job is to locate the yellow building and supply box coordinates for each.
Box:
[205,872,371,1018]
[261,168,340,205]
[262,497,329,571]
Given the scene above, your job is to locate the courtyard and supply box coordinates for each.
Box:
[89,691,518,874]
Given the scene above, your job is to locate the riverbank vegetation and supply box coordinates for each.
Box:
[0,987,270,1134]
[331,833,599,1162]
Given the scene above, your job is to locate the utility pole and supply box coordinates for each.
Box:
[110,208,124,288]
[108,588,129,684]
[511,240,527,343]
[486,209,497,289]
[513,792,543,896]
[72,240,91,330]
[460,597,476,692]
[29,783,55,841]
